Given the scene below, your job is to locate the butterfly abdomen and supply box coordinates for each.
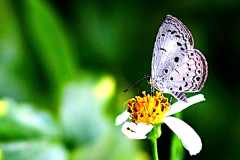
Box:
[172,91,187,102]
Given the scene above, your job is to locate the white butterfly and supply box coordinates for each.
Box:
[150,15,208,101]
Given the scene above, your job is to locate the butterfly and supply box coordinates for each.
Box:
[150,15,208,102]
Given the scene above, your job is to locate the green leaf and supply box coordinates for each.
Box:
[1,141,68,160]
[0,0,37,100]
[170,113,184,160]
[0,99,59,140]
[22,0,77,88]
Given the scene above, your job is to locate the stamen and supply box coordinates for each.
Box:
[127,91,169,124]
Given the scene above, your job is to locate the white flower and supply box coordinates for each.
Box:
[115,93,205,156]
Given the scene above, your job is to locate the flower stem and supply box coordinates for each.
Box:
[151,138,159,160]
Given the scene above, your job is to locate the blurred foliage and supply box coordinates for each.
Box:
[1,141,68,160]
[0,99,59,140]
[0,0,35,101]
[23,0,77,88]
[0,0,240,159]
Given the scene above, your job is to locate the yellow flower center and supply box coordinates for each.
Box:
[127,91,169,124]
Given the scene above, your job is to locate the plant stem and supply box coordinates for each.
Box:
[151,138,159,160]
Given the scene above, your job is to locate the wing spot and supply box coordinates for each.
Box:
[189,38,193,45]
[197,70,201,74]
[170,77,173,81]
[196,77,200,81]
[160,48,167,52]
[174,57,179,63]
[167,29,171,32]
[171,30,177,34]
[179,86,182,91]
[164,69,168,73]
[188,68,191,71]
[184,82,188,87]
[177,42,182,46]
[161,34,165,36]
[180,47,184,51]
[191,53,194,56]
[175,35,180,38]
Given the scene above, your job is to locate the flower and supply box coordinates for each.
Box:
[115,91,205,156]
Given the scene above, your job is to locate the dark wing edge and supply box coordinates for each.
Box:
[194,49,208,91]
[171,49,208,102]
[165,15,194,47]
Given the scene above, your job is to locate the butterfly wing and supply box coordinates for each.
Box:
[164,49,208,99]
[151,15,208,101]
[151,15,194,91]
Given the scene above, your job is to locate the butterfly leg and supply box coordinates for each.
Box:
[150,86,155,95]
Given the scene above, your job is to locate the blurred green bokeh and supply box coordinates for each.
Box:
[0,0,240,160]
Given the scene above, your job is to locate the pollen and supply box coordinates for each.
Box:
[127,91,169,124]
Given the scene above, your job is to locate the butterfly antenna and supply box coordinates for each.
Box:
[123,74,150,92]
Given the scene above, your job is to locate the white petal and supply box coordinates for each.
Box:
[166,94,205,116]
[115,110,130,126]
[163,116,202,155]
[121,122,153,139]
[136,123,153,135]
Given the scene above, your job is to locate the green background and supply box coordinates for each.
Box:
[0,0,239,160]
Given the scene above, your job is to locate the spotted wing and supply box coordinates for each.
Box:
[151,15,194,87]
[164,49,208,94]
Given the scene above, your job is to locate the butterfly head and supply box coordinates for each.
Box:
[149,77,164,91]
